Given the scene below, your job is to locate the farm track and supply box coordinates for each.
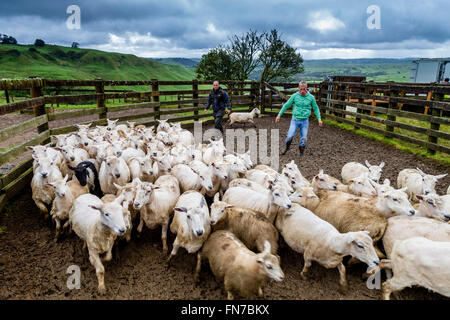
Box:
[0,115,448,300]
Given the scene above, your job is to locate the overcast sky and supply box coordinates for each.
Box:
[1,0,450,59]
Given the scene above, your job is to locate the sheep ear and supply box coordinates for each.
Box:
[226,205,234,209]
[256,257,264,265]
[365,160,371,167]
[435,173,447,180]
[319,169,323,175]
[152,186,160,190]
[416,195,424,201]
[383,179,390,186]
[32,154,39,161]
[214,192,220,202]
[416,168,426,176]
[45,183,54,188]
[399,187,408,193]
[174,207,187,213]
[348,179,355,184]
[63,174,69,182]
[88,204,102,211]
[26,146,34,151]
[263,240,271,253]
[113,183,123,191]
[379,162,385,169]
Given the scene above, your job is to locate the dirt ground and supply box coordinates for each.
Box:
[0,115,449,300]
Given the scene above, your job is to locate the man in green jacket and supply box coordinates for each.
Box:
[275,81,323,156]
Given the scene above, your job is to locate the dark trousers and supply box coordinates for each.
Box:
[214,109,224,133]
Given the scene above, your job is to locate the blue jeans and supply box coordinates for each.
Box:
[286,118,309,147]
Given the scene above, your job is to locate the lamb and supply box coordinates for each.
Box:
[69,193,128,294]
[275,203,379,293]
[194,230,284,299]
[222,184,292,223]
[226,107,261,127]
[27,145,63,173]
[127,154,158,182]
[99,156,131,194]
[134,175,180,253]
[156,119,170,132]
[281,160,310,189]
[397,168,447,202]
[245,168,293,194]
[311,169,338,192]
[210,193,279,255]
[341,160,385,184]
[382,215,450,259]
[31,154,63,218]
[46,175,89,241]
[203,139,226,165]
[167,191,210,265]
[381,237,450,299]
[414,193,449,222]
[56,145,89,178]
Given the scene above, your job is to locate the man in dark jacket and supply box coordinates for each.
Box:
[203,81,231,133]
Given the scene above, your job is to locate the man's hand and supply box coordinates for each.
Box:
[203,109,207,114]
[275,116,281,123]
[226,109,231,114]
[318,120,323,127]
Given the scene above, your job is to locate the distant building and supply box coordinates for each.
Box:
[409,58,450,83]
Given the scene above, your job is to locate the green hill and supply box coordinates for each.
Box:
[0,44,196,81]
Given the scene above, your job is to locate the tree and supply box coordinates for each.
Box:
[258,29,304,83]
[1,34,17,45]
[34,39,45,47]
[195,46,236,81]
[71,42,79,48]
[227,30,262,82]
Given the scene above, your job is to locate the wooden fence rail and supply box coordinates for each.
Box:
[1,78,449,212]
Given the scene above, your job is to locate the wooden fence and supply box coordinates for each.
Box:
[1,78,450,212]
[0,78,260,212]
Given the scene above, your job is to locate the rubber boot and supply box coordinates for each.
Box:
[299,146,306,157]
[281,141,292,155]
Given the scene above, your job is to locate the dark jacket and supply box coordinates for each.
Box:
[205,87,231,113]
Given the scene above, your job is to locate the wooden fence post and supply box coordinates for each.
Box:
[151,79,160,122]
[268,90,273,110]
[428,92,443,155]
[193,80,199,121]
[250,82,257,109]
[95,79,106,120]
[29,78,50,144]
[4,89,10,104]
[260,82,266,113]
[386,88,398,137]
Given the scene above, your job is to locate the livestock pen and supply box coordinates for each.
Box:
[0,78,449,300]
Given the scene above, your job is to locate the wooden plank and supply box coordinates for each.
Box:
[95,80,106,120]
[323,113,450,153]
[0,130,50,166]
[0,158,33,190]
[0,115,47,142]
[429,93,443,154]
[115,111,156,123]
[1,167,33,200]
[0,97,46,115]
[50,119,107,136]
[0,78,44,90]
[48,108,106,121]
[0,193,7,213]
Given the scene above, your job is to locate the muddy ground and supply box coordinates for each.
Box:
[0,115,448,300]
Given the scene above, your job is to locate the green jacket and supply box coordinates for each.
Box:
[277,92,321,121]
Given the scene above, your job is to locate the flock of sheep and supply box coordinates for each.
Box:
[27,117,450,300]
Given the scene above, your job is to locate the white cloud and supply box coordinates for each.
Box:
[307,10,345,33]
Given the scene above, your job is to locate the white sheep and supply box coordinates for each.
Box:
[397,168,447,202]
[69,193,128,294]
[414,193,449,222]
[341,160,385,184]
[381,237,450,299]
[168,191,210,266]
[276,203,379,293]
[31,154,63,218]
[46,175,89,241]
[134,175,180,253]
[226,108,261,127]
[99,156,131,194]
